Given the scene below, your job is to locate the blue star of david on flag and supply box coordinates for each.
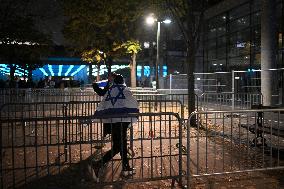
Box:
[105,85,126,105]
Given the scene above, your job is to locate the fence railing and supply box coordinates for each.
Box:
[1,88,264,113]
[199,92,263,111]
[0,100,185,120]
[1,99,284,188]
[0,88,159,105]
[0,88,102,105]
[186,109,284,188]
[0,112,183,188]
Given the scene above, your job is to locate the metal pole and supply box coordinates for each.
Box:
[232,70,235,110]
[169,74,172,94]
[156,21,160,90]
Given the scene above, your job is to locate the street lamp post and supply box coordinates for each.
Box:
[156,21,160,89]
[146,15,171,89]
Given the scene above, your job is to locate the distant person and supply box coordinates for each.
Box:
[80,79,85,88]
[89,72,139,181]
[0,79,6,88]
[49,80,55,88]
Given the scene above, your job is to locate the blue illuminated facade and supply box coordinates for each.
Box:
[0,57,168,85]
[0,64,28,79]
[33,64,88,81]
[136,65,167,78]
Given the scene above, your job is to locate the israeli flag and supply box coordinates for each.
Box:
[94,84,139,123]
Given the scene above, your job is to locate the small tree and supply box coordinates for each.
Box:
[81,49,105,82]
[165,0,206,124]
[115,40,142,88]
[62,0,146,78]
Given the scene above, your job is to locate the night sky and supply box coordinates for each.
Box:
[28,0,65,45]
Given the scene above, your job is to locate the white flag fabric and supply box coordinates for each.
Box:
[94,84,139,123]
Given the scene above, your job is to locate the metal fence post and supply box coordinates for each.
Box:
[232,70,235,110]
[0,109,3,189]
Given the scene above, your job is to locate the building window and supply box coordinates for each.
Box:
[204,0,261,72]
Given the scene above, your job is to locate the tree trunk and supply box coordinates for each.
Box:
[9,64,16,81]
[130,53,137,88]
[28,68,33,81]
[261,0,277,106]
[187,46,196,126]
[88,64,93,83]
[106,56,113,76]
[23,65,27,80]
[97,64,101,81]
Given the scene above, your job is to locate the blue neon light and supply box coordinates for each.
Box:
[58,65,63,76]
[137,65,142,77]
[48,65,54,76]
[71,65,86,76]
[65,65,74,76]
[0,64,30,77]
[39,68,48,76]
[163,65,167,77]
[144,66,150,77]
[16,66,28,74]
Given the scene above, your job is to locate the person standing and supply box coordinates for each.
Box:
[90,72,139,181]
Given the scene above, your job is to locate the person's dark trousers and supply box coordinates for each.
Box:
[101,122,130,169]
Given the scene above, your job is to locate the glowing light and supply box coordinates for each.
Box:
[0,64,10,74]
[39,68,48,76]
[144,42,150,49]
[90,65,130,76]
[48,65,54,76]
[71,65,86,76]
[162,65,167,77]
[146,15,155,25]
[0,40,38,45]
[58,65,63,76]
[144,66,150,77]
[137,66,142,77]
[65,65,74,76]
[163,19,171,24]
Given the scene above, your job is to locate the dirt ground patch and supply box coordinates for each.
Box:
[18,166,284,189]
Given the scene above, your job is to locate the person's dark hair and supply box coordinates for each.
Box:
[114,74,124,84]
[110,72,117,78]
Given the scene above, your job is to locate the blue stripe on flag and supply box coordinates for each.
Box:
[94,108,139,117]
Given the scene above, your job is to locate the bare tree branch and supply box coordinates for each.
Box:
[166,0,189,42]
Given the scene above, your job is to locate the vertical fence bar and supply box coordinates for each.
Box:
[0,116,2,189]
[177,113,183,186]
[35,112,39,179]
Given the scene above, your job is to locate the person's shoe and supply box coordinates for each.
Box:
[86,162,97,182]
[91,161,102,182]
[121,167,136,177]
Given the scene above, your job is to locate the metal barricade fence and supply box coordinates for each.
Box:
[0,111,183,188]
[0,89,194,116]
[186,109,284,188]
[0,89,27,105]
[199,92,263,111]
[130,90,158,95]
[0,100,184,120]
[129,87,157,91]
[1,89,175,105]
[134,93,199,117]
[0,89,102,105]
